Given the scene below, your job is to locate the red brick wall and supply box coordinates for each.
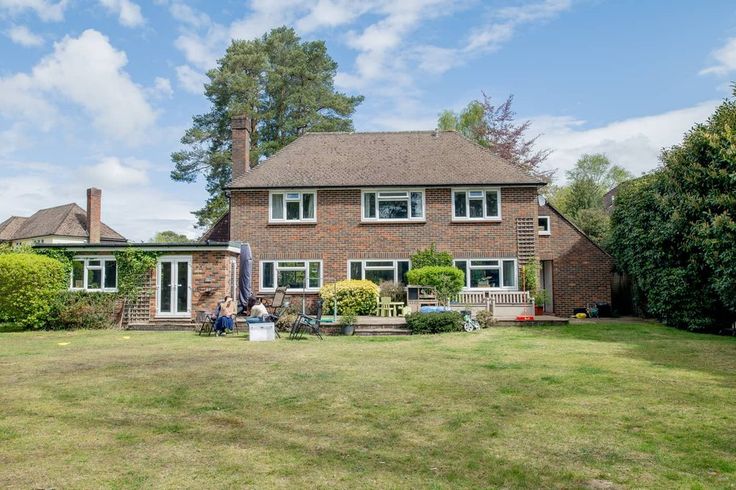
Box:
[230,187,538,291]
[537,205,612,316]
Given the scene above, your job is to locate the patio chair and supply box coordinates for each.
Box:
[264,287,288,316]
[377,296,394,317]
[195,310,214,336]
[289,300,324,340]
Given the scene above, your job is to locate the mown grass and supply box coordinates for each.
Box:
[0,321,735,489]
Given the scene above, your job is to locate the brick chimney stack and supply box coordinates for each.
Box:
[86,187,101,244]
[231,115,251,182]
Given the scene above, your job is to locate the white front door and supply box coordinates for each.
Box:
[157,256,192,317]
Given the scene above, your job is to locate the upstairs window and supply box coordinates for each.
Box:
[538,216,551,235]
[70,257,117,292]
[362,190,424,221]
[261,260,321,291]
[270,191,316,223]
[454,258,517,289]
[452,188,501,220]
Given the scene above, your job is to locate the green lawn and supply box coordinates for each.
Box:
[1,322,735,489]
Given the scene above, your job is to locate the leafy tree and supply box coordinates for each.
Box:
[150,231,192,243]
[410,243,453,269]
[171,26,364,228]
[406,266,465,306]
[438,94,552,179]
[548,153,633,245]
[609,91,736,331]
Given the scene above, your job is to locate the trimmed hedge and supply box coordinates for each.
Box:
[406,266,464,305]
[405,311,463,334]
[0,253,67,329]
[320,280,379,315]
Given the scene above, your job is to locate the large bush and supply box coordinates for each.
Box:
[406,266,464,305]
[0,253,67,329]
[405,311,463,334]
[320,280,379,315]
[610,92,736,331]
[48,291,118,330]
[410,243,453,269]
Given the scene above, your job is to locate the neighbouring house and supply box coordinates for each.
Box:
[0,188,126,246]
[217,115,611,318]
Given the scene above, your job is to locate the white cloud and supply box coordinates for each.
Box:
[81,156,150,187]
[152,76,173,98]
[99,0,144,28]
[530,100,719,179]
[700,37,736,76]
[168,0,210,28]
[175,64,207,94]
[0,0,68,22]
[6,24,43,46]
[0,29,157,144]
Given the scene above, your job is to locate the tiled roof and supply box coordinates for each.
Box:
[199,212,230,242]
[2,203,126,242]
[0,216,28,241]
[229,130,545,189]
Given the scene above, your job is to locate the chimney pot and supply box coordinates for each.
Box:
[86,188,101,244]
[231,115,251,182]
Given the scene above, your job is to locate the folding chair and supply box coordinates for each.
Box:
[289,299,323,340]
[264,287,288,316]
[195,310,215,336]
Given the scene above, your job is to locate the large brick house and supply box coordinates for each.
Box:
[212,116,612,317]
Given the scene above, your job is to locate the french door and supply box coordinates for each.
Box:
[157,256,192,317]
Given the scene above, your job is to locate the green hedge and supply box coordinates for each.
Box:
[0,253,67,329]
[405,311,463,334]
[320,280,379,315]
[49,291,119,330]
[406,266,464,305]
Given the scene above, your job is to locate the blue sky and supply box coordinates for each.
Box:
[1,0,735,241]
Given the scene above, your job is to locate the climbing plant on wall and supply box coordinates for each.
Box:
[113,249,161,302]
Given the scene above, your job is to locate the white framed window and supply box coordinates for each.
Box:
[70,256,117,292]
[361,189,425,222]
[538,216,551,235]
[260,260,322,292]
[452,188,501,220]
[348,259,411,284]
[453,258,517,289]
[269,190,316,223]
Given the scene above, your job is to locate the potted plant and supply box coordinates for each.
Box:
[339,309,357,336]
[533,289,550,316]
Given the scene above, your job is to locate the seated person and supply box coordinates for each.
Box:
[246,298,270,323]
[213,296,236,335]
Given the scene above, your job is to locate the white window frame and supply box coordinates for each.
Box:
[538,216,551,235]
[361,189,425,222]
[347,259,411,284]
[268,190,317,223]
[259,260,323,293]
[451,187,502,221]
[69,256,118,292]
[453,258,518,290]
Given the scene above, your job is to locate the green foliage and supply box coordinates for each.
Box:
[520,260,538,292]
[549,153,633,246]
[410,243,453,269]
[533,289,550,306]
[149,231,192,243]
[35,248,75,276]
[0,253,67,329]
[114,249,160,302]
[379,281,406,303]
[49,291,118,330]
[0,243,33,255]
[610,92,736,331]
[320,280,379,315]
[339,309,357,327]
[406,266,464,306]
[405,311,463,334]
[171,26,364,228]
[475,310,495,328]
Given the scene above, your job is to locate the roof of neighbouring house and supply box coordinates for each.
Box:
[1,203,126,242]
[0,216,28,241]
[198,212,230,242]
[228,130,546,189]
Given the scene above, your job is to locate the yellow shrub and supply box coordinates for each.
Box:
[320,280,379,315]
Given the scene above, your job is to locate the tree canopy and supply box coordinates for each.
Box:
[171,26,364,228]
[548,153,633,245]
[438,94,552,180]
[149,231,192,243]
[609,91,736,331]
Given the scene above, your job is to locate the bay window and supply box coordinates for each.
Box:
[362,190,424,221]
[260,260,321,291]
[452,188,501,220]
[348,259,410,284]
[454,258,517,289]
[269,190,316,223]
[70,257,117,291]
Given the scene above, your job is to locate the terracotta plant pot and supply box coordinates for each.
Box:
[534,306,544,316]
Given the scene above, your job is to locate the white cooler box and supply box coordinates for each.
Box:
[248,322,276,341]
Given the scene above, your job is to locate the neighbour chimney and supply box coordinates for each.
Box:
[231,115,251,182]
[86,187,101,244]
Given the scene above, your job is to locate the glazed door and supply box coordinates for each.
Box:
[157,257,191,317]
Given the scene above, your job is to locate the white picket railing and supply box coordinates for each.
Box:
[453,290,531,305]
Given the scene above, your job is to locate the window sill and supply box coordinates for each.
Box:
[538,232,551,236]
[360,219,426,224]
[69,288,118,293]
[260,288,321,294]
[267,221,317,225]
[451,218,502,223]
